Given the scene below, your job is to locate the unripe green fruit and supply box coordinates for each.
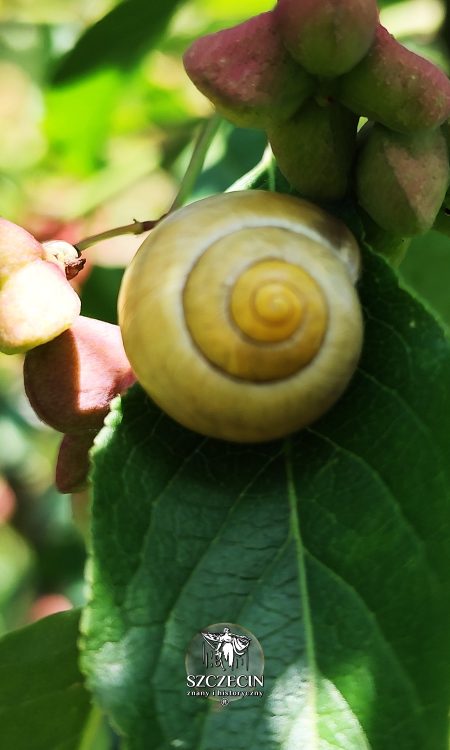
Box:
[0,219,81,354]
[356,124,449,236]
[55,431,96,494]
[24,316,135,434]
[338,25,450,133]
[275,0,378,77]
[268,99,358,200]
[183,11,313,128]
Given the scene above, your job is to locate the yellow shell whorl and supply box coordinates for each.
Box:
[118,191,363,443]
[232,262,308,341]
[183,227,329,381]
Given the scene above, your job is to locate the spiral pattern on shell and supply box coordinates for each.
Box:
[118,191,363,442]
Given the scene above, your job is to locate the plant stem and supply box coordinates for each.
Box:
[169,113,222,211]
[75,218,163,253]
[432,208,450,238]
[226,143,275,193]
[78,704,105,750]
[381,239,411,269]
[74,114,221,253]
[361,214,410,269]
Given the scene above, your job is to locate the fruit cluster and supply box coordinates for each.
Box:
[184,1,450,237]
[0,220,135,493]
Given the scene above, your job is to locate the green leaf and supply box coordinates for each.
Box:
[81,266,125,325]
[46,68,123,176]
[0,525,34,616]
[0,609,93,750]
[53,0,184,84]
[0,524,36,635]
[400,229,450,331]
[81,246,450,749]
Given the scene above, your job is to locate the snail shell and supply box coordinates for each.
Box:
[118,191,363,442]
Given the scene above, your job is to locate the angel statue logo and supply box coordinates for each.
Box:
[202,627,250,671]
[185,622,264,704]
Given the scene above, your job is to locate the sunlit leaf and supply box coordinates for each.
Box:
[53,0,184,83]
[81,244,450,749]
[0,610,92,750]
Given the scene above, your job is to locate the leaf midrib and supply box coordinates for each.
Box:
[284,438,319,749]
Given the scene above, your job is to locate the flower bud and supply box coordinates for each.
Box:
[268,99,358,200]
[356,124,449,235]
[275,0,378,77]
[338,25,450,132]
[183,11,313,128]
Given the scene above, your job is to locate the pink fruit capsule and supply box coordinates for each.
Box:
[275,0,379,77]
[24,315,136,434]
[55,431,97,494]
[338,25,450,132]
[183,11,313,128]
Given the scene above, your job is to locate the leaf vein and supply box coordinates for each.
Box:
[308,428,440,582]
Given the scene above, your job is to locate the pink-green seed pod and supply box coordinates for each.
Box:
[183,11,314,128]
[275,0,379,77]
[268,99,358,200]
[338,25,450,133]
[356,124,449,236]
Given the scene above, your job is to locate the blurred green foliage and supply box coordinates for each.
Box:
[0,0,449,649]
